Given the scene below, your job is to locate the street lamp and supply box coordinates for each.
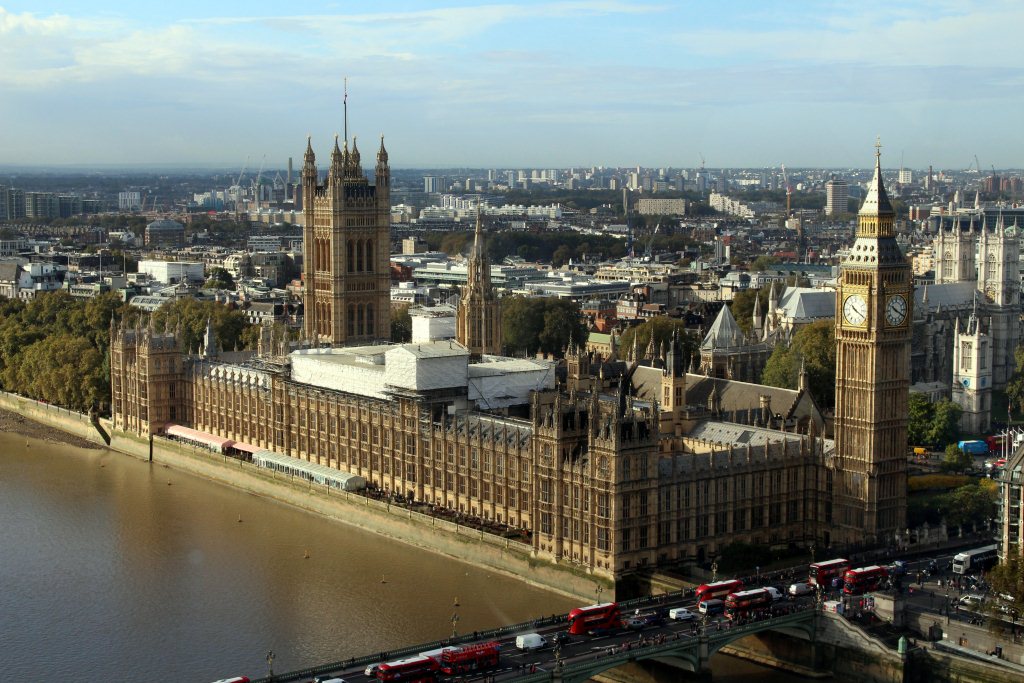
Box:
[451,612,460,638]
[595,584,605,604]
[266,650,275,679]
[711,561,718,583]
[810,543,816,564]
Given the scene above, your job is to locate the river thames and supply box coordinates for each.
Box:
[0,432,807,682]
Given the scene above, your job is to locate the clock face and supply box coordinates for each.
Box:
[843,294,867,326]
[885,294,908,326]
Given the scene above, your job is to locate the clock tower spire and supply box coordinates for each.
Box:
[832,141,910,548]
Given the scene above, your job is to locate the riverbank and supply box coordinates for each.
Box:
[0,391,602,601]
[0,406,101,450]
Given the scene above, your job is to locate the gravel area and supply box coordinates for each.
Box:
[0,406,103,450]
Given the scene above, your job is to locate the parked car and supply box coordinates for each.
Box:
[788,582,814,597]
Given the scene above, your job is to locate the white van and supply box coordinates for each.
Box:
[698,599,724,615]
[515,633,547,651]
[668,607,696,621]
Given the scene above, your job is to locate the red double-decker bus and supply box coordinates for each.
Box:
[842,566,888,595]
[809,558,850,587]
[376,655,438,682]
[724,588,773,620]
[567,602,621,635]
[695,579,744,604]
[439,642,501,675]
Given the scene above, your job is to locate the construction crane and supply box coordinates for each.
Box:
[235,157,249,188]
[780,164,792,216]
[644,222,661,262]
[251,155,267,202]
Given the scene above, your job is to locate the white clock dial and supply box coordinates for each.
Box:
[843,294,867,326]
[885,294,907,326]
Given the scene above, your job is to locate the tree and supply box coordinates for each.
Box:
[941,444,972,473]
[730,288,767,334]
[989,553,1024,607]
[391,304,412,343]
[750,255,779,272]
[616,317,697,364]
[761,320,837,407]
[927,400,962,450]
[150,298,252,354]
[501,297,587,358]
[908,393,934,448]
[204,267,236,290]
[1005,345,1024,416]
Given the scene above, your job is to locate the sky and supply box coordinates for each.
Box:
[1,0,1023,169]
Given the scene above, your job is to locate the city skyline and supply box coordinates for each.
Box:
[2,1,1023,168]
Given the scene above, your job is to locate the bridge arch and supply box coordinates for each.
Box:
[705,616,816,659]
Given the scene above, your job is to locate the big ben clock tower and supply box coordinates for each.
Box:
[832,142,910,548]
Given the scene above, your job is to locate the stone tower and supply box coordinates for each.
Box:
[456,208,502,357]
[110,318,184,437]
[301,134,391,345]
[933,215,977,284]
[978,214,1020,388]
[952,301,992,434]
[832,143,910,548]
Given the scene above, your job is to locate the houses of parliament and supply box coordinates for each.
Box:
[110,135,909,582]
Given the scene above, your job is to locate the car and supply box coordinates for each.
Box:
[788,582,814,597]
[363,664,381,677]
[669,607,696,621]
[765,586,784,601]
[959,594,985,608]
[551,631,572,645]
[889,560,907,576]
[624,616,647,630]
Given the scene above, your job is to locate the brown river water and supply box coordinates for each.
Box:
[0,431,808,682]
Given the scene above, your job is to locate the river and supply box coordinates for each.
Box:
[0,432,808,682]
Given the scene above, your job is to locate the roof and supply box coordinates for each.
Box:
[0,261,21,282]
[700,304,746,350]
[777,287,834,320]
[915,281,976,312]
[390,341,470,359]
[859,149,894,217]
[685,421,808,449]
[684,374,805,420]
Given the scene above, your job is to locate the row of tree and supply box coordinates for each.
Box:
[0,293,255,413]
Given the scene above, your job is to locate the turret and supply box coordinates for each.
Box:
[330,135,345,182]
[375,135,390,190]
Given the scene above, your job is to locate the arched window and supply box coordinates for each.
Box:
[347,240,355,273]
[366,304,375,336]
[347,305,356,337]
[365,239,374,273]
[356,239,364,272]
[357,303,365,336]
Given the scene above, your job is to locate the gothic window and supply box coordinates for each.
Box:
[980,342,988,369]
[366,304,375,336]
[356,239,364,272]
[961,341,973,371]
[347,305,355,337]
[347,240,354,273]
[366,239,374,272]
[357,304,365,336]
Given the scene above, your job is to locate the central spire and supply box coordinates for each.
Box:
[859,137,894,218]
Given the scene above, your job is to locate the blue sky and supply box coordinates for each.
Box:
[1,1,1022,169]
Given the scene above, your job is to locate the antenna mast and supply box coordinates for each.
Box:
[343,77,348,146]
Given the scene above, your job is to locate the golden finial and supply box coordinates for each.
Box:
[875,136,882,159]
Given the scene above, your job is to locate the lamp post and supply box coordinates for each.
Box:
[266,650,275,679]
[595,584,605,604]
[810,542,816,564]
[451,611,460,638]
[711,561,718,583]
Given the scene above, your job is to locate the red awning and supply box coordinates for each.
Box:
[230,441,261,454]
[164,424,233,451]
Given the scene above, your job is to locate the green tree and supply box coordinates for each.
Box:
[761,320,837,407]
[616,317,697,364]
[941,444,972,473]
[501,297,587,357]
[204,267,236,290]
[150,298,252,354]
[730,288,767,334]
[391,304,412,343]
[750,255,779,272]
[927,400,962,450]
[908,393,934,447]
[1005,345,1024,416]
[989,553,1024,607]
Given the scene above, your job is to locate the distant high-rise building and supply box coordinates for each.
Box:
[825,176,849,216]
[118,191,142,211]
[423,175,442,193]
[898,169,913,184]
